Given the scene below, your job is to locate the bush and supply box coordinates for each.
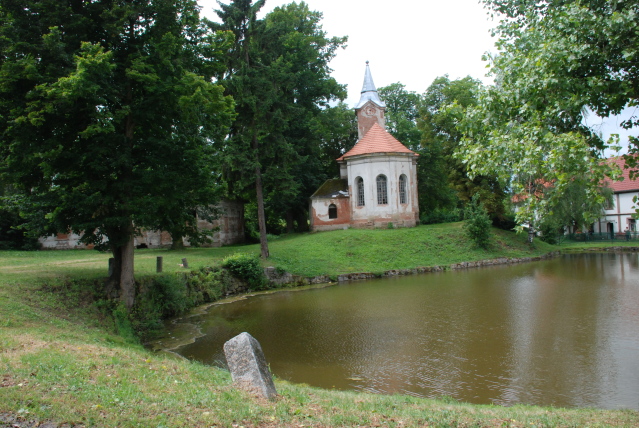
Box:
[0,208,40,250]
[420,208,462,225]
[537,220,563,245]
[463,194,492,249]
[492,214,517,231]
[222,253,268,290]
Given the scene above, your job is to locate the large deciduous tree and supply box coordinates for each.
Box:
[0,0,234,308]
[210,1,346,255]
[420,75,508,220]
[456,0,636,230]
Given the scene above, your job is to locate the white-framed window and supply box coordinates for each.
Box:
[356,177,365,206]
[376,174,388,205]
[399,174,407,204]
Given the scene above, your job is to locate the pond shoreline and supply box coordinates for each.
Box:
[148,249,569,354]
[265,250,566,286]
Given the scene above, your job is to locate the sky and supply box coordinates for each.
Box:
[197,0,635,152]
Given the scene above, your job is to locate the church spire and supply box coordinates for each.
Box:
[355,61,386,109]
[355,61,386,139]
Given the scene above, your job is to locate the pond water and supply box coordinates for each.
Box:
[165,253,639,410]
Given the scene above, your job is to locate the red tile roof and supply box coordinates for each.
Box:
[604,157,639,192]
[337,123,417,161]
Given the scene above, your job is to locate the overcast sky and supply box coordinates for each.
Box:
[198,0,635,152]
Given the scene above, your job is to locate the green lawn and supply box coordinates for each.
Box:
[1,225,638,427]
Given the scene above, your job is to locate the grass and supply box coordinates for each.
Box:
[1,225,638,427]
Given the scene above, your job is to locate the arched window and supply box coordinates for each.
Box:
[376,174,388,205]
[399,174,407,204]
[328,203,337,219]
[356,177,365,206]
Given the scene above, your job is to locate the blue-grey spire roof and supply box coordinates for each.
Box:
[355,61,386,109]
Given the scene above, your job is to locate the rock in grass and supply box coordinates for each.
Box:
[223,332,277,400]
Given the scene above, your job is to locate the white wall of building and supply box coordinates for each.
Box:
[346,153,419,227]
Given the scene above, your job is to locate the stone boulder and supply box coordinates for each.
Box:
[223,332,277,400]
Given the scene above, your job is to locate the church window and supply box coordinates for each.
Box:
[377,175,388,205]
[399,174,407,204]
[328,204,337,219]
[356,177,365,206]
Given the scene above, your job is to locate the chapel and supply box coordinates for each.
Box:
[310,62,420,231]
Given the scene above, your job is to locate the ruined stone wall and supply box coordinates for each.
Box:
[38,200,245,249]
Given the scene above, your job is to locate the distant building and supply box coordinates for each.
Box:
[593,157,638,236]
[39,200,245,249]
[310,62,419,231]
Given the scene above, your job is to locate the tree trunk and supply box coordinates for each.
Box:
[106,223,136,310]
[255,165,269,259]
[295,209,310,232]
[286,209,295,234]
[119,235,135,309]
[170,233,185,250]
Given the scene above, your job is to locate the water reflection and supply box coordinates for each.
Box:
[171,253,639,410]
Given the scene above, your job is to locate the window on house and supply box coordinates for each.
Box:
[629,219,637,232]
[328,204,337,219]
[399,174,407,204]
[356,177,365,206]
[604,197,614,210]
[377,174,388,205]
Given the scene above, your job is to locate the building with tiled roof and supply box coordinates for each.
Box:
[592,156,638,236]
[310,63,420,231]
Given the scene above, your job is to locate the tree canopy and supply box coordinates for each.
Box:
[210,0,346,254]
[455,0,637,230]
[0,0,235,308]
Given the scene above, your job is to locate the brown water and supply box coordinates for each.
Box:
[169,253,639,410]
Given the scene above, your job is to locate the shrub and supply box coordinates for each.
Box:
[222,253,268,290]
[463,194,492,249]
[420,208,462,225]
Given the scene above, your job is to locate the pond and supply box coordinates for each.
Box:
[158,253,639,410]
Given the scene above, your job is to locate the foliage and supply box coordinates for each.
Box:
[537,218,563,245]
[221,252,267,289]
[210,1,347,255]
[111,302,139,344]
[420,208,463,225]
[0,0,235,308]
[0,204,39,250]
[133,267,232,336]
[378,82,422,149]
[310,102,358,179]
[463,195,492,249]
[419,75,508,218]
[457,0,637,230]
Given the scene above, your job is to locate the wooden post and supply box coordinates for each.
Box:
[181,258,188,268]
[156,256,163,273]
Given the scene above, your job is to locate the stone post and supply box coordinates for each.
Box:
[156,256,163,273]
[223,332,277,400]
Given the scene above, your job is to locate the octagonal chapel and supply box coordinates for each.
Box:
[310,62,419,231]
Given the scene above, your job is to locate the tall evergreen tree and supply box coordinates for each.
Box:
[210,1,345,254]
[0,0,234,308]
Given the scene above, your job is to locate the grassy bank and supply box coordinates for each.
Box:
[1,225,638,427]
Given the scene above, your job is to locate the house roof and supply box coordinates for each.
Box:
[311,179,349,199]
[354,62,386,109]
[604,156,639,192]
[336,123,417,161]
